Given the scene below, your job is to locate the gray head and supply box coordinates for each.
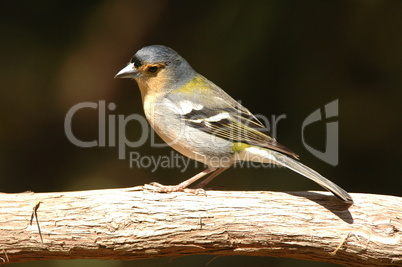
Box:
[115,45,196,91]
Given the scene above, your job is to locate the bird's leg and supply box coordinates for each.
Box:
[151,168,214,193]
[193,167,227,189]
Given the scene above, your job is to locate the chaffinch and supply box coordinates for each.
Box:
[115,45,353,203]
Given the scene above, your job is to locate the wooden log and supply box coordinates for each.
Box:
[0,185,401,266]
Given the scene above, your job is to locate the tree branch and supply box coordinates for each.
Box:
[0,186,401,266]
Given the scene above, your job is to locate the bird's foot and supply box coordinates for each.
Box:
[146,182,206,195]
[193,184,226,190]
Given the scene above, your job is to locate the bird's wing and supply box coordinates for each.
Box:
[168,75,299,159]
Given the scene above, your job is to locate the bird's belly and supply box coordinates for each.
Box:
[143,96,234,168]
[148,116,234,168]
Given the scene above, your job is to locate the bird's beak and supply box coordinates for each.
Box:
[115,63,138,79]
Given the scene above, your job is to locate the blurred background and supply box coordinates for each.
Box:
[1,0,401,266]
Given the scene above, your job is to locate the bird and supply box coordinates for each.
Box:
[115,45,353,203]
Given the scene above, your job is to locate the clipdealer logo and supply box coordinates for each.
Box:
[64,100,339,170]
[64,101,159,160]
[301,100,339,166]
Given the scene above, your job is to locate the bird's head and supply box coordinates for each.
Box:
[115,45,195,95]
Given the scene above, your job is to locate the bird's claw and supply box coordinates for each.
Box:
[145,182,206,195]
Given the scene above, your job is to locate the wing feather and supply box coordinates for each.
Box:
[168,74,299,159]
[183,106,298,159]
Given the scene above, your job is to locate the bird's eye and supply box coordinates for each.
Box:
[148,66,158,73]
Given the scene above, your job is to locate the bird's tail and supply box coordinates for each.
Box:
[269,150,353,203]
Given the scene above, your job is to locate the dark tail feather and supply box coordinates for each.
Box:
[272,151,353,203]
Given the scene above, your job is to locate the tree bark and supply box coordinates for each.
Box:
[0,186,401,266]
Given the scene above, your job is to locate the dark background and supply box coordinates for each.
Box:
[1,1,401,266]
